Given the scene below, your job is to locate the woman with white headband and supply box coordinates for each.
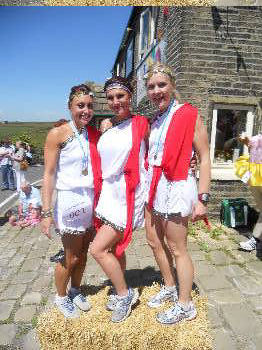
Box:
[144,63,211,325]
[41,84,102,319]
[90,76,149,323]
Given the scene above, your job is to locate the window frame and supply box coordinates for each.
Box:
[138,8,155,62]
[210,103,255,180]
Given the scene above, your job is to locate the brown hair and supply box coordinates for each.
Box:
[104,76,133,94]
[68,83,93,109]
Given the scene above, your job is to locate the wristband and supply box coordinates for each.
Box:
[41,208,53,219]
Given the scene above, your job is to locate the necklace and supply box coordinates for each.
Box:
[70,121,89,176]
[153,100,175,161]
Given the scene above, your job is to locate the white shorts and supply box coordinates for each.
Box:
[54,187,94,236]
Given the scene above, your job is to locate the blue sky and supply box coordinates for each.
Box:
[0,6,132,122]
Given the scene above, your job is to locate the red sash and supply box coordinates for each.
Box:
[115,116,149,258]
[86,125,102,230]
[148,103,197,209]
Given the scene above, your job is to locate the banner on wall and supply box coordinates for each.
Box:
[136,40,167,106]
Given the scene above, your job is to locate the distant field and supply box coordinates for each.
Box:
[0,122,54,149]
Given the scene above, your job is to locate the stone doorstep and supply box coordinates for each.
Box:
[0,324,17,346]
[213,328,238,350]
[232,275,262,296]
[0,300,16,321]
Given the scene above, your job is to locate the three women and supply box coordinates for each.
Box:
[42,63,211,325]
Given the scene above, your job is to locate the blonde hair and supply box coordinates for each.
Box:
[145,63,176,87]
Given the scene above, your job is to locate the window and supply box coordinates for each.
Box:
[138,8,155,60]
[210,104,255,179]
[125,38,134,77]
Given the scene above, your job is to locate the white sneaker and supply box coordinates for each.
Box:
[68,288,91,311]
[54,295,80,318]
[147,285,178,308]
[106,289,118,311]
[239,237,257,251]
[111,288,139,323]
[156,301,197,325]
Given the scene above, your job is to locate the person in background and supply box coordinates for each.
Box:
[236,133,262,257]
[7,181,41,227]
[0,138,16,191]
[41,83,101,319]
[10,141,28,192]
[144,63,211,325]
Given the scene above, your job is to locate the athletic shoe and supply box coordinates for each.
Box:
[156,301,197,325]
[111,288,139,323]
[68,288,91,312]
[106,288,117,311]
[54,295,79,318]
[50,249,65,263]
[147,285,178,308]
[239,237,257,251]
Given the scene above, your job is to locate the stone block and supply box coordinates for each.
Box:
[11,271,37,285]
[22,329,40,350]
[0,284,27,300]
[0,324,17,346]
[208,289,245,305]
[0,300,16,321]
[14,305,36,322]
[247,295,262,314]
[208,306,223,328]
[221,303,262,337]
[31,276,52,292]
[230,250,257,264]
[232,275,262,296]
[198,273,232,291]
[9,253,26,267]
[190,250,207,261]
[209,251,234,265]
[194,261,217,276]
[245,261,262,277]
[216,265,246,278]
[213,328,237,350]
[20,258,42,272]
[21,292,42,305]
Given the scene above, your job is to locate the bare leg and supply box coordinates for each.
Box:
[145,206,176,286]
[90,224,128,296]
[70,229,95,288]
[55,235,84,296]
[166,216,193,304]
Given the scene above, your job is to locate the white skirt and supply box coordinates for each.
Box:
[54,187,94,236]
[95,174,145,232]
[146,166,198,219]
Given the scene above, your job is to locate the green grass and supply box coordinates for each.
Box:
[0,122,53,149]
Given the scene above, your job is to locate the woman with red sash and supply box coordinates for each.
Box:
[90,76,148,323]
[145,63,211,325]
[41,84,101,319]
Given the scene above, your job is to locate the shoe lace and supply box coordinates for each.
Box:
[154,286,171,300]
[164,303,183,318]
[61,297,75,312]
[76,294,86,302]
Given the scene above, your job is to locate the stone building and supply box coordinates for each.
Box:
[112,6,262,217]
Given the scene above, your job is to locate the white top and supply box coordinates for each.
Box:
[0,146,13,166]
[95,118,146,230]
[55,123,94,190]
[147,102,197,218]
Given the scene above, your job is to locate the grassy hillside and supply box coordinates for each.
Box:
[0,122,54,149]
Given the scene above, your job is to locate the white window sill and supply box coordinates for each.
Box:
[211,164,239,180]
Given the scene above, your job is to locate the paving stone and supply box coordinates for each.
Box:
[21,292,42,305]
[9,253,26,267]
[5,248,17,259]
[198,273,233,291]
[216,264,246,278]
[20,243,34,254]
[245,260,262,277]
[0,266,18,281]
[221,303,262,337]
[209,251,235,265]
[231,250,257,264]
[0,324,17,346]
[14,305,36,322]
[247,295,262,314]
[31,276,52,292]
[188,242,203,251]
[213,328,237,350]
[21,329,40,350]
[0,284,27,300]
[0,300,16,321]
[208,289,245,305]
[20,258,42,272]
[194,261,217,276]
[190,250,207,261]
[208,306,223,328]
[27,248,48,259]
[254,333,262,349]
[232,275,262,296]
[11,271,37,284]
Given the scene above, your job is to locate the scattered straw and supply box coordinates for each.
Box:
[37,284,212,350]
[45,1,214,6]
